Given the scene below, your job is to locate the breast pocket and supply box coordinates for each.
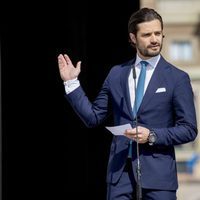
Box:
[154,91,169,104]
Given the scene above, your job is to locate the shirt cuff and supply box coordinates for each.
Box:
[64,78,80,94]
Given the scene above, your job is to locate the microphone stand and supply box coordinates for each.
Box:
[132,66,142,200]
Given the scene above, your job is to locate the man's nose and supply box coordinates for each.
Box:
[150,34,157,42]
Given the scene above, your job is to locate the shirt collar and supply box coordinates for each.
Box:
[135,54,161,69]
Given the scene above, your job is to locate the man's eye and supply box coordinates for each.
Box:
[155,32,161,36]
[143,33,151,37]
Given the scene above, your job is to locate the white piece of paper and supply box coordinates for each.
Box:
[105,123,132,136]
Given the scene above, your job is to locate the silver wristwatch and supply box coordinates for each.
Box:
[148,130,157,146]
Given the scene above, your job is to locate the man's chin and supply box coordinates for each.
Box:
[148,51,160,57]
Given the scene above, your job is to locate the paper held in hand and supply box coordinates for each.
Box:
[105,123,132,136]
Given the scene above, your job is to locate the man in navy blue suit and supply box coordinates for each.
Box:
[57,7,198,200]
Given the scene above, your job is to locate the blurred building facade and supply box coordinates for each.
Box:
[141,0,200,179]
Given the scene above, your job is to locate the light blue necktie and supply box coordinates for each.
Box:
[133,61,148,116]
[128,61,148,158]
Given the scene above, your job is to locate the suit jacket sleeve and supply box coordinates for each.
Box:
[64,75,111,128]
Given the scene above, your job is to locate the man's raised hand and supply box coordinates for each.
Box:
[57,54,81,81]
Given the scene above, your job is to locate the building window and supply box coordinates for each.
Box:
[170,40,192,61]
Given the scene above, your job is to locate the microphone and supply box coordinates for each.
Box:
[132,65,142,200]
[132,65,137,79]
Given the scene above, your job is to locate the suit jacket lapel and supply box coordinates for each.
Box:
[120,59,135,120]
[138,57,168,113]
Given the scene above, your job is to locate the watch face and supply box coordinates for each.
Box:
[149,134,156,142]
[149,132,156,144]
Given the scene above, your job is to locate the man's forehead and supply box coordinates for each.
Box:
[137,20,162,32]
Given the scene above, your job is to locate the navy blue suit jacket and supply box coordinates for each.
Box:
[65,55,197,190]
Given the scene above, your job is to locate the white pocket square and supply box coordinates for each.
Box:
[155,88,166,93]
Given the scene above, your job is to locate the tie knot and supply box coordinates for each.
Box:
[140,61,148,67]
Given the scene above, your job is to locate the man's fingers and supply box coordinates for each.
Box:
[64,54,72,65]
[58,54,67,68]
[125,133,137,141]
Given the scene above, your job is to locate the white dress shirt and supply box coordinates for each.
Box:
[128,54,160,109]
[64,78,80,94]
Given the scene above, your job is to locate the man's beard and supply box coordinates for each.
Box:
[137,43,163,58]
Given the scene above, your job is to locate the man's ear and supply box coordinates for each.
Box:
[129,33,136,44]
